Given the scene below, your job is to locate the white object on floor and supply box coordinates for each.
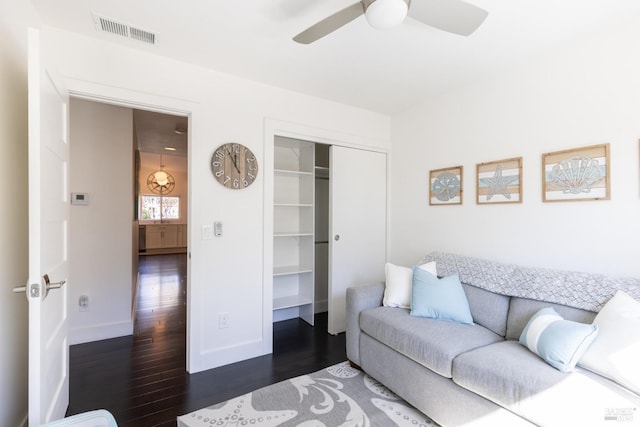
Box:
[39,409,117,427]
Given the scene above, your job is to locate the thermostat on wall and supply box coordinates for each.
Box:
[71,193,89,206]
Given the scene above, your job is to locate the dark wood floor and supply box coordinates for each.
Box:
[67,254,346,426]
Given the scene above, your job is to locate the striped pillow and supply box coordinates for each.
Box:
[519,307,598,372]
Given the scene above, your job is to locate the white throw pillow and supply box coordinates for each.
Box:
[383,261,437,308]
[579,290,640,395]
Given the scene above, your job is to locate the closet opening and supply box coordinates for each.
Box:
[269,132,387,338]
[272,137,330,327]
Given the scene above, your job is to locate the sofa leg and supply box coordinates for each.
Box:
[349,360,362,370]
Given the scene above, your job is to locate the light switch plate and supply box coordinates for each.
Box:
[202,224,213,240]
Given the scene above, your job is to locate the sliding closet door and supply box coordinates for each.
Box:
[328,146,387,334]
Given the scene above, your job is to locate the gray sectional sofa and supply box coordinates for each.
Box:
[346,252,640,426]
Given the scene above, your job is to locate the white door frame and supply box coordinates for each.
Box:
[63,78,196,370]
[263,118,390,352]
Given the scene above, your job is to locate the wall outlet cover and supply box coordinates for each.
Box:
[79,295,90,312]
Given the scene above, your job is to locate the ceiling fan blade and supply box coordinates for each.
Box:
[293,2,365,44]
[408,0,488,36]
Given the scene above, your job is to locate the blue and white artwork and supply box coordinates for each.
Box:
[543,144,609,202]
[430,166,463,205]
[477,158,522,204]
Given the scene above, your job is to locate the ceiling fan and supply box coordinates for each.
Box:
[293,0,488,44]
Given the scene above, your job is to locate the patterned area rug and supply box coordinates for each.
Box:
[177,362,440,426]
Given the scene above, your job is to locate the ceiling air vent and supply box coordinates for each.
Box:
[93,13,158,45]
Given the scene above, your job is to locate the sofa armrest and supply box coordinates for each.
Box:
[346,282,385,366]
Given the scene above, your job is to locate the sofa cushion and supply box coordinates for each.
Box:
[462,283,510,337]
[360,306,503,378]
[453,340,640,427]
[506,297,596,341]
[410,271,473,324]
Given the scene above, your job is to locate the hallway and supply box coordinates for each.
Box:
[68,254,187,426]
[67,254,346,426]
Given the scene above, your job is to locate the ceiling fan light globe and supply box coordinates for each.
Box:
[365,0,408,30]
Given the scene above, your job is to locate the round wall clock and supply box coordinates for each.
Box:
[211,143,259,189]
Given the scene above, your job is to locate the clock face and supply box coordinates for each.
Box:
[211,143,259,189]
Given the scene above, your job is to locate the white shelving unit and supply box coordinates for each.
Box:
[273,136,315,325]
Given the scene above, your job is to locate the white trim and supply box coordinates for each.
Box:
[263,118,390,354]
[68,320,134,345]
[264,117,389,153]
[196,338,267,371]
[62,78,196,371]
[66,77,197,116]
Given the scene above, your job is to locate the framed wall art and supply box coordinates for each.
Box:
[477,157,522,204]
[542,143,610,202]
[429,166,463,205]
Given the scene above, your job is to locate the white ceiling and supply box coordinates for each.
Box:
[32,0,640,115]
[133,109,188,158]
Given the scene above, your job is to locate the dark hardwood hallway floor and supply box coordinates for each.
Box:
[67,254,346,426]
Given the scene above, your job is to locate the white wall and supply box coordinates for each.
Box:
[390,21,640,277]
[68,98,134,344]
[0,3,37,426]
[45,27,391,372]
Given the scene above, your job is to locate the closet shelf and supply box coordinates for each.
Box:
[315,166,329,179]
[274,203,313,208]
[273,265,313,276]
[274,168,313,176]
[274,231,313,237]
[273,295,313,311]
[273,136,316,326]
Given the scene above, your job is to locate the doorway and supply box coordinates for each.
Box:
[67,98,189,356]
[135,109,188,257]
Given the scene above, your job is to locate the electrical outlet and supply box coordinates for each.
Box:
[218,312,229,329]
[79,295,89,312]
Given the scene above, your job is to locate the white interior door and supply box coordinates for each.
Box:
[328,146,387,334]
[27,27,70,425]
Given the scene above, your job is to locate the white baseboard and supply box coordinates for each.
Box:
[190,338,267,374]
[315,299,328,313]
[69,320,134,345]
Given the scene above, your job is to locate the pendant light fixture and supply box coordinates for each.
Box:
[147,154,175,195]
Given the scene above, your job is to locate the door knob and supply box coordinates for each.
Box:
[13,274,65,301]
[42,274,65,300]
[44,274,66,290]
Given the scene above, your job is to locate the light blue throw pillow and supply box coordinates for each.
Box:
[410,268,473,324]
[519,307,598,372]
